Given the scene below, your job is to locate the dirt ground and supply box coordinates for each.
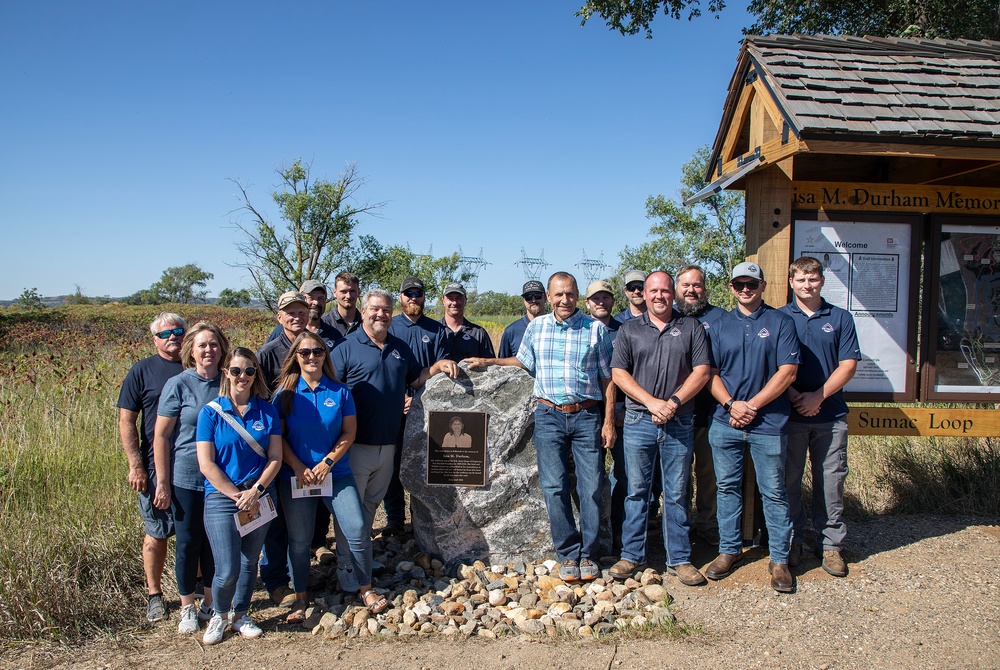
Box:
[4,514,999,670]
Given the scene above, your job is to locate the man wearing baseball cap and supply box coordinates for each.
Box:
[614,270,648,324]
[440,281,495,362]
[706,261,800,593]
[264,280,342,350]
[498,280,547,358]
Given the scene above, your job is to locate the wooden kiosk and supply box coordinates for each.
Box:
[688,35,1000,540]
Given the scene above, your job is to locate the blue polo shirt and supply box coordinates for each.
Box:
[691,304,728,427]
[274,375,356,480]
[331,328,422,445]
[389,313,448,369]
[780,299,861,424]
[613,308,641,325]
[196,396,281,495]
[710,303,800,435]
[499,315,531,358]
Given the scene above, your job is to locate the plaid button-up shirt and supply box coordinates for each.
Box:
[516,309,613,405]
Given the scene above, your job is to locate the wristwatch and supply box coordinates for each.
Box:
[323,456,335,467]
[254,483,266,494]
[724,399,735,414]
[669,395,682,407]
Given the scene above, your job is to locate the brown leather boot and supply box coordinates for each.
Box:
[768,562,795,593]
[822,550,848,577]
[705,552,743,580]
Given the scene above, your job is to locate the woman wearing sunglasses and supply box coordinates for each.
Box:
[273,332,385,619]
[153,322,230,633]
[196,348,283,645]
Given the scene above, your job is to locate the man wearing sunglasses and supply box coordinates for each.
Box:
[707,261,800,593]
[117,312,187,621]
[498,280,547,358]
[614,270,648,324]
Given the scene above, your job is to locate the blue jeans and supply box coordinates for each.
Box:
[621,410,695,566]
[172,484,214,597]
[606,430,626,554]
[278,475,372,593]
[709,421,791,563]
[786,419,849,550]
[533,403,606,562]
[203,490,272,615]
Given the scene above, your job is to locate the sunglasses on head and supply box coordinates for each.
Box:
[228,366,257,377]
[296,347,326,358]
[626,283,644,292]
[523,292,544,301]
[731,280,761,291]
[403,290,424,299]
[155,327,185,339]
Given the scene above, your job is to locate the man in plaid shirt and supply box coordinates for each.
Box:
[468,271,616,582]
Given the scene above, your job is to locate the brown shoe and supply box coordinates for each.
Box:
[667,563,707,586]
[822,550,848,577]
[788,543,802,568]
[768,562,795,593]
[270,585,297,608]
[705,552,743,580]
[608,558,645,582]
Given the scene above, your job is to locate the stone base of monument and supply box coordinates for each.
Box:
[400,364,554,563]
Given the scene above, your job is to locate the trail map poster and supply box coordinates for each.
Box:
[795,220,912,395]
[932,223,1000,395]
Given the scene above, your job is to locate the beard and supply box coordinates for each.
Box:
[676,294,708,316]
[401,301,423,318]
[309,307,321,321]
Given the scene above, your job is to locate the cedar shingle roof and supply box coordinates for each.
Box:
[745,35,1000,143]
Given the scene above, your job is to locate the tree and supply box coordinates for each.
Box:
[124,263,213,305]
[230,159,383,310]
[64,285,93,306]
[216,288,253,308]
[466,291,525,317]
[349,235,468,304]
[14,287,45,310]
[616,146,744,308]
[577,0,1000,39]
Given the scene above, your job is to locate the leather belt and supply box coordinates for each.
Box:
[536,398,599,414]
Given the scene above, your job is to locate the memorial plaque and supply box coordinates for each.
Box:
[426,410,488,487]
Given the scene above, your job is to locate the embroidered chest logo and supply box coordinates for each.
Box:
[421,335,430,343]
[822,322,835,333]
[463,334,472,340]
[391,349,402,359]
[251,421,265,431]
[702,322,711,330]
[323,398,336,407]
[669,327,681,337]
[758,328,770,338]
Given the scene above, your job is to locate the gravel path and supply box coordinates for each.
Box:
[4,515,998,670]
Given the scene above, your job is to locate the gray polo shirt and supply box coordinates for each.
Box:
[610,310,710,415]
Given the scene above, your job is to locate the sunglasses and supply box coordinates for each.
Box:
[523,292,544,301]
[296,347,326,358]
[626,283,644,292]
[155,327,186,339]
[403,290,424,299]
[227,366,257,377]
[731,280,761,291]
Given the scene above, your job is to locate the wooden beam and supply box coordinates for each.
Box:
[719,83,755,167]
[751,78,787,145]
[790,181,1000,215]
[801,139,1000,162]
[744,165,793,307]
[850,406,1000,437]
[719,135,803,178]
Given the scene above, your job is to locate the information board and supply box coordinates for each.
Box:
[794,220,914,397]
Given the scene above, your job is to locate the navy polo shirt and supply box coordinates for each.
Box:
[780,299,861,424]
[196,396,281,495]
[499,315,531,358]
[389,313,448,369]
[613,308,641,325]
[710,303,800,435]
[266,322,342,349]
[611,311,710,415]
[274,375,357,480]
[440,318,496,362]
[331,328,422,445]
[322,309,362,338]
[691,304,727,427]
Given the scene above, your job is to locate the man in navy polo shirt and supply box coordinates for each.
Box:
[706,261,799,593]
[610,271,711,587]
[381,276,451,535]
[780,256,860,578]
[498,280,547,358]
[614,270,648,324]
[331,289,457,591]
[440,281,495,362]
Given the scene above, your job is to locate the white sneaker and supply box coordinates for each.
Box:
[177,604,199,634]
[198,604,213,621]
[203,613,227,645]
[231,614,263,639]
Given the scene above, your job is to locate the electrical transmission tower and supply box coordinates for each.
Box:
[576,249,610,283]
[515,248,551,281]
[456,246,491,292]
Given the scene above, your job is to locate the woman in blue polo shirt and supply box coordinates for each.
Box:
[273,331,383,620]
[196,347,282,646]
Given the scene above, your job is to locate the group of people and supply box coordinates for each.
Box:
[117,257,858,646]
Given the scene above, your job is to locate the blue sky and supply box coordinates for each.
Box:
[0,1,752,300]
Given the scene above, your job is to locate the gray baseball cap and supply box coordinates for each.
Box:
[731,262,764,281]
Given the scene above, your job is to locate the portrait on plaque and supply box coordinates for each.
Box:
[426,411,488,487]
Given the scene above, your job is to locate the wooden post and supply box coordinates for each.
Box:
[744,166,793,307]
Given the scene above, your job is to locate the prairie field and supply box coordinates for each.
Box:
[0,305,997,646]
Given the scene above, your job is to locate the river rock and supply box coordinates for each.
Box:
[400,364,554,563]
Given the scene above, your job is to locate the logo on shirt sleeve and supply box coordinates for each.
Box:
[702,322,711,330]
[252,421,265,431]
[822,322,835,333]
[758,328,770,338]
[323,398,336,407]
